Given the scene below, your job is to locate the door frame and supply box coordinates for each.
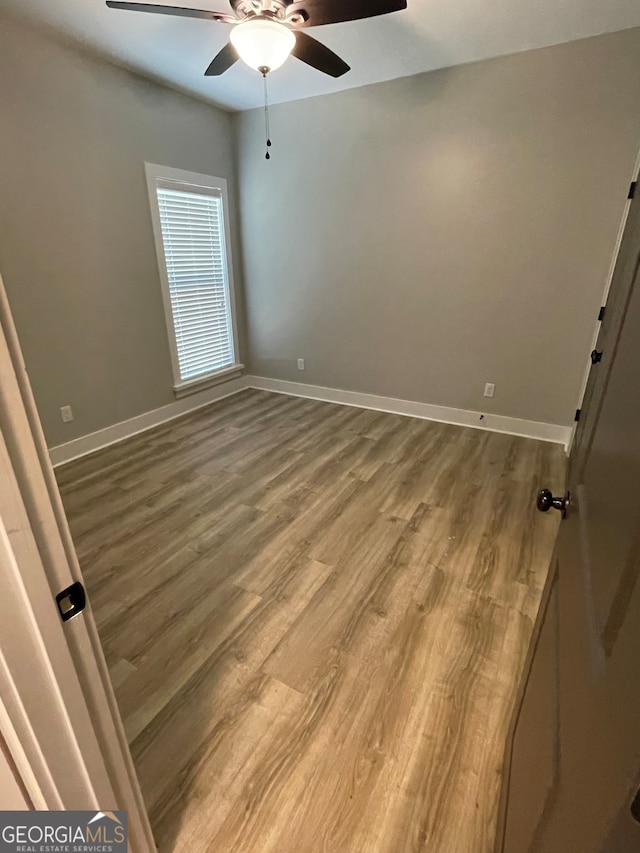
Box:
[567,150,640,457]
[0,272,156,852]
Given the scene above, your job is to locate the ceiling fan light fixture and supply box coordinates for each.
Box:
[230,18,295,73]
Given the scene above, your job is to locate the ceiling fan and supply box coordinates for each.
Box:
[106,0,408,79]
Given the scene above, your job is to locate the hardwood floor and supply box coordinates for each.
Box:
[56,390,565,853]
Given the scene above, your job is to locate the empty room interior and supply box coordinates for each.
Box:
[1,0,640,850]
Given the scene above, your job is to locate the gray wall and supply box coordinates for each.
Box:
[236,29,640,426]
[2,23,639,444]
[0,18,246,447]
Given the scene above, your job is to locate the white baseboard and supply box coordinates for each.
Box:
[49,376,250,467]
[247,376,572,449]
[48,373,572,466]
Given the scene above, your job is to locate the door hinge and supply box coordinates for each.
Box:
[574,408,581,422]
[56,581,86,622]
[598,305,606,322]
[629,181,638,200]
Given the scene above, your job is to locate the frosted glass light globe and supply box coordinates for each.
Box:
[230,18,295,73]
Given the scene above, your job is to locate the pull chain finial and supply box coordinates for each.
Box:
[260,66,272,160]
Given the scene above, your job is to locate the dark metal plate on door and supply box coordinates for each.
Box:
[631,787,640,825]
[55,581,86,622]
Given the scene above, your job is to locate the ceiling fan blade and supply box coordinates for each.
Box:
[105,2,235,24]
[287,0,406,27]
[291,31,349,77]
[204,42,239,75]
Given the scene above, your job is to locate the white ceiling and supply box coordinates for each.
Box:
[3,0,640,111]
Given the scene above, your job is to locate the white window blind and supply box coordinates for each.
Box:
[155,184,235,382]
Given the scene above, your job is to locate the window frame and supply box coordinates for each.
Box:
[145,162,243,397]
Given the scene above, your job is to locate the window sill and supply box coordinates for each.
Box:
[173,364,244,399]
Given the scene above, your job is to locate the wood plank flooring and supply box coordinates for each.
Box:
[56,390,565,853]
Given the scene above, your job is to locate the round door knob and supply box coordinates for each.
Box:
[537,488,569,518]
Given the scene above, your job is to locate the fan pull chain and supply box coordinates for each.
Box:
[262,69,272,160]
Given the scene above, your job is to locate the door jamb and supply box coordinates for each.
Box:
[0,272,156,852]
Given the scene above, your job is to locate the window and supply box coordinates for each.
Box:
[145,164,242,396]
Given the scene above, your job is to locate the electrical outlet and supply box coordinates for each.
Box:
[60,405,74,423]
[483,383,495,398]
[297,358,305,371]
